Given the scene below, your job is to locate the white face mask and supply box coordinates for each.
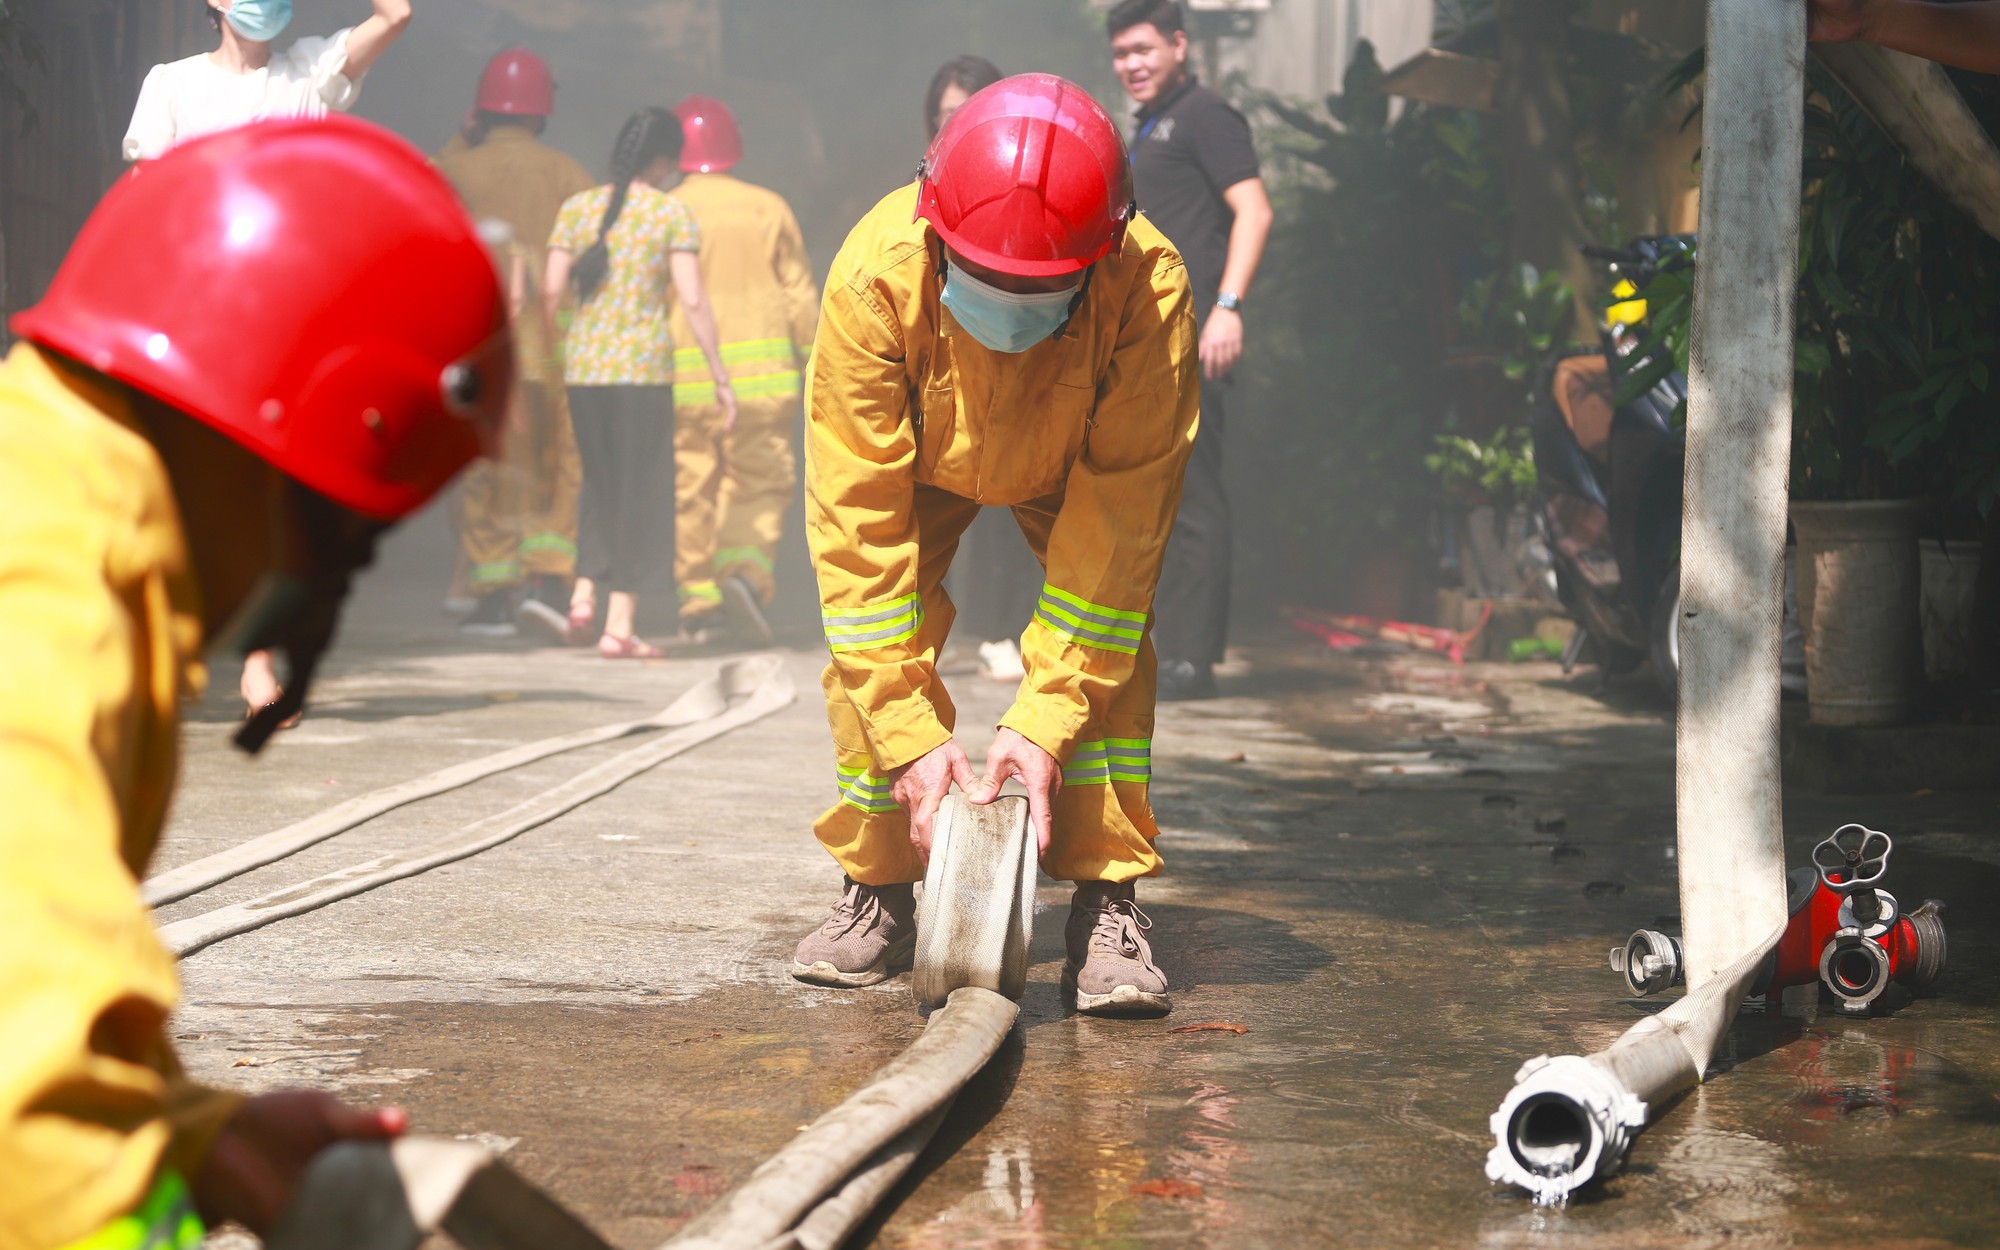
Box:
[940,265,1080,353]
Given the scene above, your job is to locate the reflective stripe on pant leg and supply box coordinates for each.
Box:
[811,488,976,885]
[522,381,581,579]
[460,456,525,593]
[674,401,726,600]
[59,1170,204,1250]
[680,579,723,616]
[714,394,799,602]
[1018,496,1163,884]
[1043,640,1162,883]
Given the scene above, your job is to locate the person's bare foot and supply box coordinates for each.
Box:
[241,650,302,730]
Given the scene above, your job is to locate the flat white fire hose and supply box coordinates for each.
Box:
[267,795,1036,1249]
[159,654,795,956]
[1486,0,1804,1202]
[147,656,784,908]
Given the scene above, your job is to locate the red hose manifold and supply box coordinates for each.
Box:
[1610,824,1945,1014]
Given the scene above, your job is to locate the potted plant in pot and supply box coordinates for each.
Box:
[1787,59,2000,724]
[1627,56,2000,724]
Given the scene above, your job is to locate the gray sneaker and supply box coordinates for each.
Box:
[1063,881,1171,1017]
[791,876,917,988]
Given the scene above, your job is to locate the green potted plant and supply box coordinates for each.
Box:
[1624,57,2000,723]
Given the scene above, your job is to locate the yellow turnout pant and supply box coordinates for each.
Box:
[462,380,581,591]
[675,393,797,614]
[815,485,1163,887]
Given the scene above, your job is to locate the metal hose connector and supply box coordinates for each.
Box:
[1904,899,1948,990]
[1485,1055,1648,1206]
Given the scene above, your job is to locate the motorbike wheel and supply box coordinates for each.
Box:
[1650,568,1682,700]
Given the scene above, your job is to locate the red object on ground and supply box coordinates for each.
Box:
[12,115,512,521]
[675,95,743,173]
[1289,617,1368,651]
[477,48,556,117]
[916,73,1134,278]
[1288,603,1492,665]
[1769,871,1935,1000]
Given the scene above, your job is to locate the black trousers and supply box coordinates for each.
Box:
[1152,375,1232,664]
[569,385,674,595]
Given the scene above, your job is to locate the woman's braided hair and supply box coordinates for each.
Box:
[573,106,683,302]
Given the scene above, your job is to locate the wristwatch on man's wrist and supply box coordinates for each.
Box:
[1215,291,1243,313]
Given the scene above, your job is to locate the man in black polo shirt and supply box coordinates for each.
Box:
[1109,0,1273,700]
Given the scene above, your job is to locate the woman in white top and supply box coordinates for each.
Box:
[123,0,412,163]
[123,0,411,723]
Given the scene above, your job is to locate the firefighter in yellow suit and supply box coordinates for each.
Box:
[666,96,820,643]
[789,76,1198,1018]
[434,48,594,636]
[0,120,511,1247]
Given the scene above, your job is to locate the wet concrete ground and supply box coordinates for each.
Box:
[165,508,2000,1248]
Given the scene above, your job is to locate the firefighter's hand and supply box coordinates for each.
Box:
[1199,305,1244,380]
[892,738,977,865]
[193,1091,408,1234]
[717,380,739,432]
[1808,0,1877,42]
[964,728,1060,857]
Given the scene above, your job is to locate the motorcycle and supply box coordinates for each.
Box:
[1532,235,1692,695]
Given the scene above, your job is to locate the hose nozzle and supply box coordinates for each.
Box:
[1487,1055,1647,1205]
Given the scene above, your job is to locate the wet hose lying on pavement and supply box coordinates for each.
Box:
[146,654,792,908]
[265,795,1038,1250]
[1485,0,1804,1204]
[156,654,796,956]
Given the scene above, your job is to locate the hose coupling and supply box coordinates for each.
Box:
[1609,929,1685,997]
[1486,1054,1647,1205]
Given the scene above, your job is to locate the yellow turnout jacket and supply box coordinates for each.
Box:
[806,184,1199,771]
[0,344,242,1247]
[666,171,820,407]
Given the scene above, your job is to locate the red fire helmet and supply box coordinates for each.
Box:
[476,47,556,117]
[11,115,512,521]
[675,95,743,173]
[915,73,1133,278]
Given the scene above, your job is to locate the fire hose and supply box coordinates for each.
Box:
[263,795,1038,1250]
[155,654,795,955]
[1485,0,1806,1204]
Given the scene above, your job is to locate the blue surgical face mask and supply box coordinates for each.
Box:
[221,0,293,43]
[940,265,1079,353]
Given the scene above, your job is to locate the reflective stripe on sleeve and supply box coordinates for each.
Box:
[1032,584,1147,655]
[59,1170,204,1250]
[837,764,900,813]
[1063,736,1153,786]
[823,592,923,653]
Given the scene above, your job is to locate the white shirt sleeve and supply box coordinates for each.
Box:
[285,28,361,113]
[122,63,177,163]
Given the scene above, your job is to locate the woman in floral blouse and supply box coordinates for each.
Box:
[546,106,735,657]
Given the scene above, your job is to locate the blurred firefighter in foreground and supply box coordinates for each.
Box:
[435,49,596,639]
[667,95,820,646]
[793,74,1198,1018]
[0,117,510,1247]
